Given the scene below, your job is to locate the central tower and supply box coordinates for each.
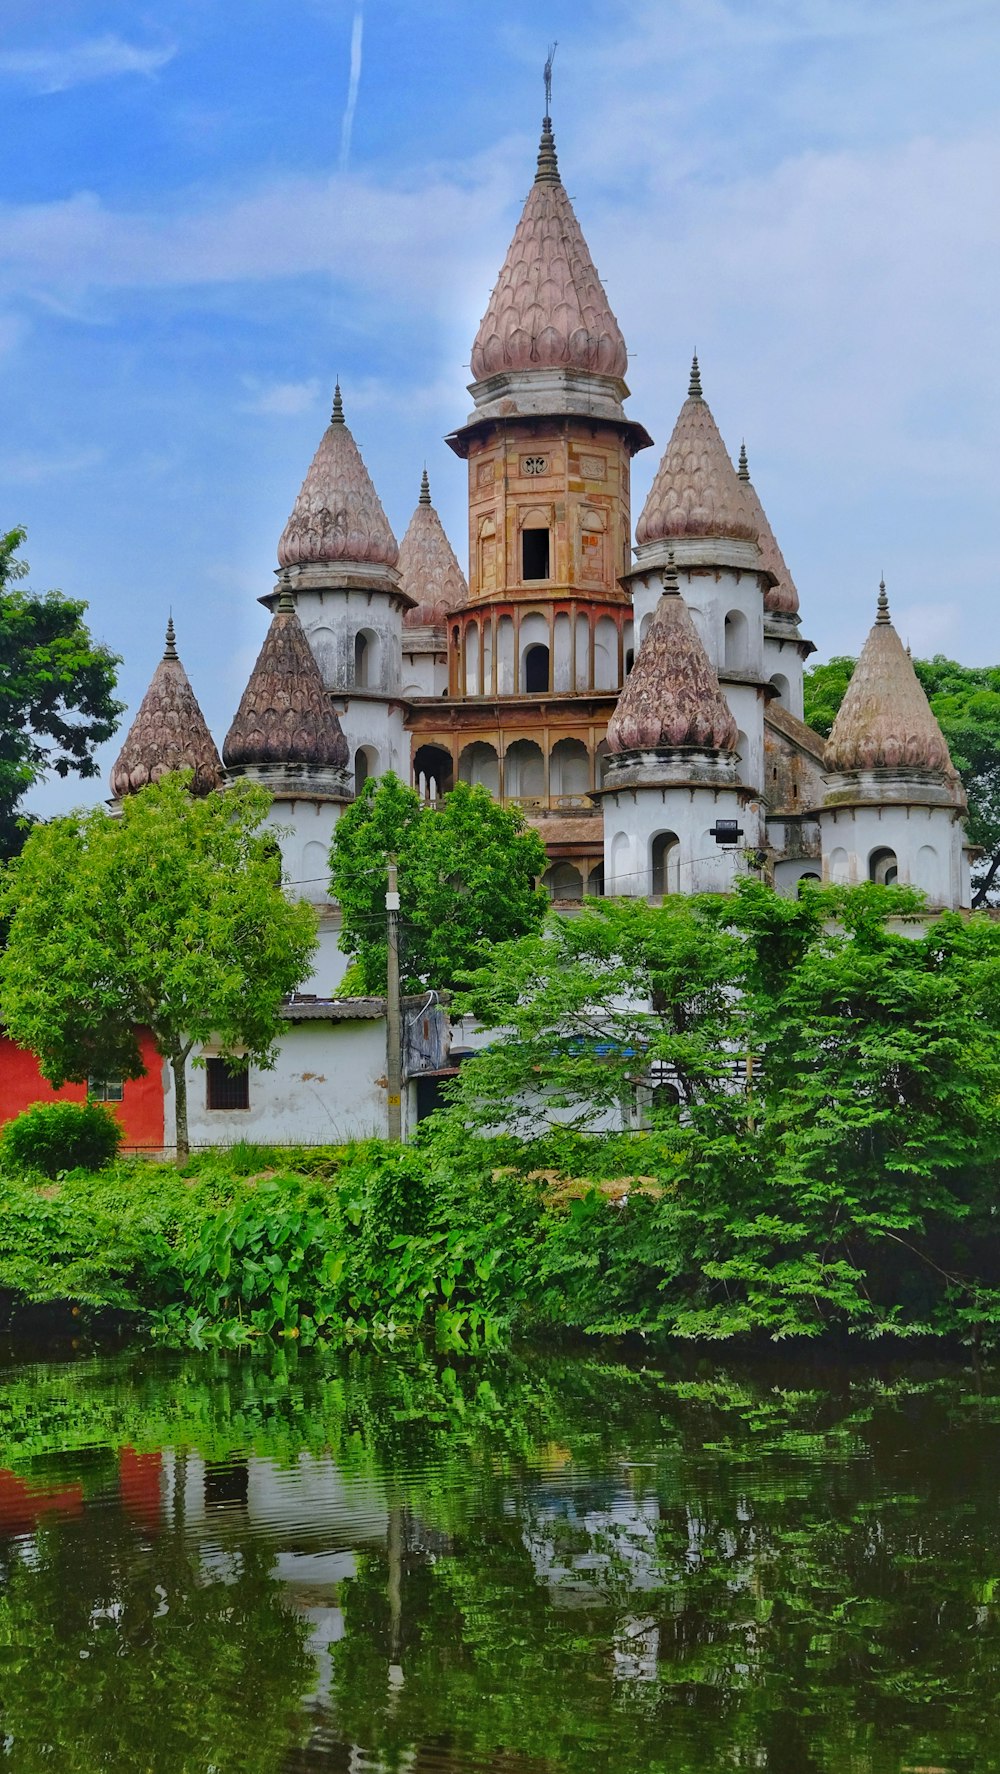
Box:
[407,114,651,895]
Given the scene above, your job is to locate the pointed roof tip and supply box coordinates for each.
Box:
[331,383,344,425]
[737,441,750,482]
[688,353,703,400]
[419,466,431,506]
[876,577,890,624]
[535,114,560,184]
[163,615,178,660]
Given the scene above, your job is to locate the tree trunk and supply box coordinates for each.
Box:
[972,848,1000,908]
[171,1052,190,1161]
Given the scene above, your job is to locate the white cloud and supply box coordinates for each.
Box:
[239,378,322,417]
[0,34,177,94]
[0,446,104,484]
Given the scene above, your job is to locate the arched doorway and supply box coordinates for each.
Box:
[869,846,898,885]
[413,744,453,804]
[651,831,680,896]
[523,644,550,693]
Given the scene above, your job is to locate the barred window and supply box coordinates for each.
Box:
[206,1059,250,1111]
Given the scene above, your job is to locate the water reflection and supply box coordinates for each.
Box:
[0,1346,999,1771]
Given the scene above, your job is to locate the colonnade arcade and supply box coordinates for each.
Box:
[411,731,612,812]
[449,602,634,698]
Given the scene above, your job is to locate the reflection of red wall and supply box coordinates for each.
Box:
[0,1029,164,1150]
[119,1447,162,1532]
[0,1469,84,1537]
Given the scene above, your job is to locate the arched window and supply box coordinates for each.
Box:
[596,737,612,785]
[724,610,749,672]
[651,831,680,897]
[354,628,379,689]
[543,862,583,903]
[588,862,605,898]
[354,746,379,796]
[797,871,821,897]
[523,644,550,693]
[609,831,631,894]
[770,673,790,704]
[869,847,898,885]
[413,743,453,803]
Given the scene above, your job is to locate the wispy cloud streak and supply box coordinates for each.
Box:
[0,34,176,94]
[339,7,364,171]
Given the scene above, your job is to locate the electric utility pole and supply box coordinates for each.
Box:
[386,859,402,1140]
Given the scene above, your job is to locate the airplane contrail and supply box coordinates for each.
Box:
[339,5,364,172]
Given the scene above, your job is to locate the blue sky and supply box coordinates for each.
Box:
[3,0,999,815]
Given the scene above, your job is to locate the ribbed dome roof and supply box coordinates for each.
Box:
[737,444,799,615]
[470,119,628,383]
[636,358,759,547]
[825,584,958,780]
[110,620,223,798]
[399,471,468,628]
[223,588,349,771]
[277,386,399,571]
[607,559,738,754]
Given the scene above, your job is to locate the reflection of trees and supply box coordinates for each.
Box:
[4,1351,1000,1771]
[0,1490,313,1772]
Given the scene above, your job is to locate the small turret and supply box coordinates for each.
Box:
[635,356,758,550]
[109,619,223,799]
[224,583,350,779]
[398,470,468,629]
[607,560,737,754]
[277,385,400,572]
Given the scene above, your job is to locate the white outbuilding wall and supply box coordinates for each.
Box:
[182,1017,390,1148]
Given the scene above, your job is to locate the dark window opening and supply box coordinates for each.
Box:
[206,1058,250,1111]
[523,644,550,693]
[354,633,370,687]
[651,832,679,896]
[625,648,635,676]
[88,1077,123,1103]
[522,527,550,581]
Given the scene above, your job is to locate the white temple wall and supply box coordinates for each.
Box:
[763,632,805,721]
[603,783,761,898]
[720,681,765,793]
[820,801,968,909]
[296,587,402,699]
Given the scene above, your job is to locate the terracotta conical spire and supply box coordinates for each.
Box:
[636,361,758,547]
[398,471,468,629]
[734,443,800,616]
[470,118,628,382]
[607,557,738,754]
[223,585,350,772]
[110,620,223,798]
[277,385,399,571]
[824,583,959,781]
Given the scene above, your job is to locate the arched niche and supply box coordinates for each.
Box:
[550,737,590,798]
[593,616,618,690]
[609,830,631,893]
[522,644,550,694]
[354,745,379,796]
[504,738,544,799]
[301,839,329,897]
[458,741,499,796]
[354,627,380,689]
[770,672,791,705]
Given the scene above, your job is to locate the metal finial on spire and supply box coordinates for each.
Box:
[164,615,178,660]
[331,383,344,424]
[663,548,680,595]
[535,114,559,182]
[876,577,890,624]
[543,41,557,113]
[277,569,295,614]
[737,441,750,481]
[688,353,703,399]
[419,466,431,506]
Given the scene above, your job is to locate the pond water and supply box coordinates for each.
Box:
[0,1342,998,1773]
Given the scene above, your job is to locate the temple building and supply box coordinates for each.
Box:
[2,104,971,1148]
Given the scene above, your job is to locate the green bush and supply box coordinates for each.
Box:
[0,1100,122,1178]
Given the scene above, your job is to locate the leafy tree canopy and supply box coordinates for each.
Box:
[445,880,1000,1339]
[330,773,548,993]
[0,527,122,861]
[804,652,1000,904]
[0,773,318,1156]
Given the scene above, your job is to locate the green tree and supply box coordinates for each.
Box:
[0,527,122,861]
[0,773,318,1158]
[804,652,1000,905]
[447,881,1000,1339]
[330,773,548,993]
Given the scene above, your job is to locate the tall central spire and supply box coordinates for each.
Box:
[469,114,628,384]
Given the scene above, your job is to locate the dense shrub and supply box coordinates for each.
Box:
[0,1100,122,1178]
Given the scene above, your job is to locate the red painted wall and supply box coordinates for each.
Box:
[0,1029,165,1150]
